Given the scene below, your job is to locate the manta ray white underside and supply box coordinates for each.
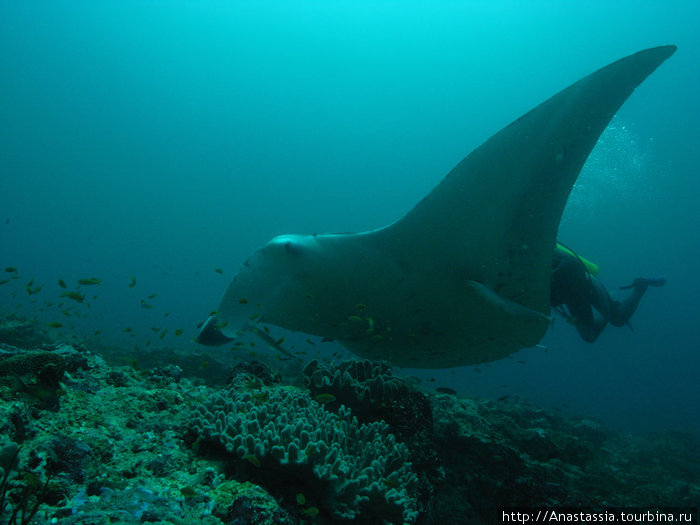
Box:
[198,46,675,368]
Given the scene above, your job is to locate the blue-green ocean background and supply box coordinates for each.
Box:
[1,2,698,433]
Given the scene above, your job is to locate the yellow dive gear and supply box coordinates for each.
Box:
[555,242,599,276]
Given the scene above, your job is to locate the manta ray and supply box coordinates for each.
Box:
[197,46,676,368]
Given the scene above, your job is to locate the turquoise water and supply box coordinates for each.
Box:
[1,1,698,432]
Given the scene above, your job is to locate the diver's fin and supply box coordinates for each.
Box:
[620,277,667,290]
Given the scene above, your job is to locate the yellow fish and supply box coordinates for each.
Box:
[243,454,261,467]
[78,278,101,285]
[61,291,85,303]
[315,393,336,404]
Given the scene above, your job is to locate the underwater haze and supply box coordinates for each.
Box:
[1,1,699,433]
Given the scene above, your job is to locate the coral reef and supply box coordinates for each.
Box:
[193,383,419,523]
[0,314,51,349]
[303,359,443,513]
[0,316,696,524]
[303,359,409,421]
[207,480,294,525]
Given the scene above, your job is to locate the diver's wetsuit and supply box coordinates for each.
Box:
[550,248,665,342]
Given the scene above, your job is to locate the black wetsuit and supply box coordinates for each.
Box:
[550,248,663,342]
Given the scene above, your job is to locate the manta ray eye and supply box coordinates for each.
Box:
[265,236,308,258]
[284,241,303,256]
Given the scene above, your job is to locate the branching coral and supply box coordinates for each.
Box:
[303,359,410,420]
[193,384,419,523]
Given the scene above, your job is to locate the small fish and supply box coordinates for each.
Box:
[123,327,133,333]
[61,291,85,303]
[0,279,9,285]
[274,336,285,346]
[249,313,259,320]
[4,267,17,273]
[174,329,183,336]
[382,477,400,489]
[214,268,224,274]
[244,378,262,389]
[58,279,67,288]
[45,322,63,328]
[196,321,204,329]
[436,387,457,395]
[347,315,364,323]
[148,293,157,299]
[25,281,42,295]
[209,310,218,316]
[78,278,101,285]
[140,300,153,309]
[238,298,248,304]
[12,376,64,410]
[315,393,336,404]
[243,454,261,467]
[296,493,306,505]
[159,329,168,339]
[61,310,71,317]
[252,391,269,402]
[150,327,160,333]
[301,507,319,518]
[128,276,136,288]
[180,486,196,498]
[355,303,367,311]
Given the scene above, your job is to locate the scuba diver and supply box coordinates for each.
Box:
[550,243,666,342]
